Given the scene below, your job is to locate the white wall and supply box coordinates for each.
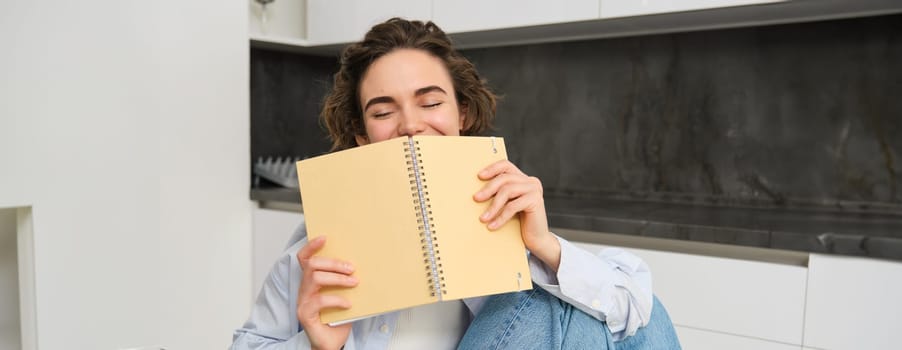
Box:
[157,0,252,348]
[0,1,250,349]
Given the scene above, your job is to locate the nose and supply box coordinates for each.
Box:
[397,109,427,136]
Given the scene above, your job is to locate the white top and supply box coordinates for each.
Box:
[387,301,470,350]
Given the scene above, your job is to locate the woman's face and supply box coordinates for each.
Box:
[356,49,466,146]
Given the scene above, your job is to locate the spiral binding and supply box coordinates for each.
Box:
[405,137,446,300]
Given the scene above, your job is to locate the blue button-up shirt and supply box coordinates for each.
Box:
[231,221,653,349]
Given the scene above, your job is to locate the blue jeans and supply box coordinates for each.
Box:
[458,288,681,349]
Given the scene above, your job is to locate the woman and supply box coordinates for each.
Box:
[232,18,680,350]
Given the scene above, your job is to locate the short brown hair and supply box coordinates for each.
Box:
[320,18,497,151]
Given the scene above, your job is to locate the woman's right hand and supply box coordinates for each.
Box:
[296,236,358,350]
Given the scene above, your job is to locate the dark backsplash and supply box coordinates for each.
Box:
[463,14,901,207]
[250,48,336,165]
[251,14,902,207]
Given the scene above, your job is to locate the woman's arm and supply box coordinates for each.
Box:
[529,237,653,340]
[475,160,653,340]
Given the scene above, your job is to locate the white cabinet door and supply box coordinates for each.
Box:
[573,243,808,345]
[248,0,307,41]
[433,0,598,33]
[252,208,304,298]
[804,254,902,350]
[307,0,432,45]
[600,0,787,19]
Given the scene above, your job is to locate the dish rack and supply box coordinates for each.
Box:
[253,156,300,188]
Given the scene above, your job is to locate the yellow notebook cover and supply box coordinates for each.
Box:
[296,135,533,325]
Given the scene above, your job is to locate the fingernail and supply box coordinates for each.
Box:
[480,212,489,220]
[488,221,498,230]
[345,263,354,272]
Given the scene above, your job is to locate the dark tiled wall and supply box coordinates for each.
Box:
[463,14,902,205]
[251,14,902,205]
[250,48,336,164]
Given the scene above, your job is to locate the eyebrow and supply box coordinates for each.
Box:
[362,85,448,112]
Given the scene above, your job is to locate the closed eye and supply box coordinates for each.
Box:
[423,102,442,109]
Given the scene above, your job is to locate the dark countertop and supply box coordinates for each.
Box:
[252,188,902,261]
[543,195,902,261]
[252,187,301,204]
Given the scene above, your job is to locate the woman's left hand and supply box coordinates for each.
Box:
[474,160,561,271]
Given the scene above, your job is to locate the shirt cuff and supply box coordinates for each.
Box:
[527,235,654,340]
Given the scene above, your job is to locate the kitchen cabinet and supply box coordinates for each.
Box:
[306,0,431,45]
[599,0,787,19]
[251,0,902,51]
[573,239,902,349]
[433,0,598,33]
[573,242,808,346]
[249,0,430,48]
[248,0,309,46]
[252,207,304,298]
[803,254,902,350]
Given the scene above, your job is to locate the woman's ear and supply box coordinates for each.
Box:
[355,134,369,146]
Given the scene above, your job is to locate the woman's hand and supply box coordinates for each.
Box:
[474,160,561,271]
[296,236,357,350]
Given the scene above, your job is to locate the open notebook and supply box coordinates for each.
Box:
[296,135,533,325]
